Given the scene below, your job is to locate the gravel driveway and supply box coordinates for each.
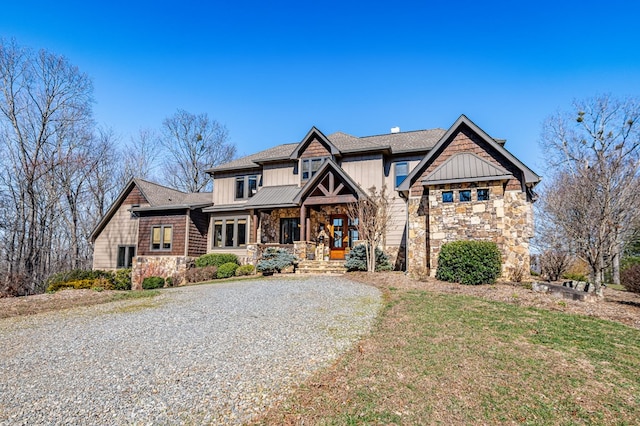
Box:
[0,276,381,425]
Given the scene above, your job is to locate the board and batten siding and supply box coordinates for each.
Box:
[92,189,149,270]
[340,154,384,191]
[262,162,296,186]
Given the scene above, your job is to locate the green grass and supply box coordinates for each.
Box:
[110,290,161,301]
[257,289,640,425]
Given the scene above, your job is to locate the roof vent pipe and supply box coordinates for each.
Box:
[390,126,400,133]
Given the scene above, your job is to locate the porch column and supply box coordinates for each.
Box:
[306,216,311,242]
[251,211,258,243]
[300,204,306,242]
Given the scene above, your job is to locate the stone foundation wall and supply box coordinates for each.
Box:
[407,183,534,280]
[131,255,193,290]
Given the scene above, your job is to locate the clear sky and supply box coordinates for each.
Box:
[2,0,639,173]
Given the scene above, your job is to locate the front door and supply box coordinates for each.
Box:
[330,214,348,260]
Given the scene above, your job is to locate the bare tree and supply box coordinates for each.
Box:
[346,186,393,272]
[116,127,161,190]
[160,109,235,192]
[0,39,95,292]
[539,95,640,296]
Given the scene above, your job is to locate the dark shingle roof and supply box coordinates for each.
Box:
[208,128,447,173]
[134,178,212,208]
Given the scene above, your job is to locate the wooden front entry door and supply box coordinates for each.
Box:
[330,214,348,260]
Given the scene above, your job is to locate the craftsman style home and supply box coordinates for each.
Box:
[91,115,540,283]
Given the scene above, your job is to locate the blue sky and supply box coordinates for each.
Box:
[2,0,639,173]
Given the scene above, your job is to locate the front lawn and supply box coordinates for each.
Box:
[255,278,640,425]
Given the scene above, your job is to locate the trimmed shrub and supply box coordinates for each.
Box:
[47,279,95,292]
[46,269,115,291]
[257,248,297,274]
[114,269,132,290]
[195,253,239,268]
[436,241,502,285]
[142,276,165,290]
[344,244,392,272]
[235,264,255,276]
[621,264,640,294]
[183,266,218,283]
[217,262,239,279]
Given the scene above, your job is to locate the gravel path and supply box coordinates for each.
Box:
[0,276,381,425]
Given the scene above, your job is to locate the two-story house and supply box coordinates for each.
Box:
[91,114,540,284]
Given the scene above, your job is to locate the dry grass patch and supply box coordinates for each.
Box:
[254,274,640,425]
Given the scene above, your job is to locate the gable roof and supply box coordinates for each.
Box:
[293,158,366,204]
[205,143,298,173]
[398,115,541,191]
[90,178,212,242]
[289,126,341,159]
[422,152,514,186]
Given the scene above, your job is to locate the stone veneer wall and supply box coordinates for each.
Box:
[131,255,193,290]
[407,182,534,280]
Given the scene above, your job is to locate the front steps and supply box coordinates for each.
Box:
[296,260,347,274]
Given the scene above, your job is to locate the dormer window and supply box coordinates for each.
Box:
[235,175,259,199]
[301,158,324,181]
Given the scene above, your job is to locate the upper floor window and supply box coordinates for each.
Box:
[395,162,408,187]
[151,225,172,251]
[301,158,324,181]
[235,175,259,199]
[442,191,453,203]
[477,188,490,201]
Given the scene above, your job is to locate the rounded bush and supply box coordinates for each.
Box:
[436,241,502,285]
[142,276,165,290]
[622,264,640,294]
[114,269,132,290]
[183,266,218,283]
[217,262,239,279]
[256,248,297,274]
[235,264,255,276]
[195,253,239,268]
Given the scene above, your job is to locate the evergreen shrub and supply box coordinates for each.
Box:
[142,276,165,290]
[217,262,239,279]
[235,264,255,276]
[436,241,501,285]
[344,244,392,272]
[256,248,297,274]
[195,253,239,268]
[114,269,132,290]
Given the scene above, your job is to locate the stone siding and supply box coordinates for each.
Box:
[407,182,533,280]
[131,255,192,290]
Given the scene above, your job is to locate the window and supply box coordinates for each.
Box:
[348,218,359,248]
[395,162,408,187]
[280,218,300,244]
[442,191,453,203]
[117,245,135,268]
[301,158,324,181]
[212,217,247,248]
[151,225,172,251]
[459,190,472,202]
[235,177,245,199]
[477,188,490,201]
[235,175,259,199]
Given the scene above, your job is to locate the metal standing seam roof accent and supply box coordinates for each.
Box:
[244,185,301,208]
[421,152,514,185]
